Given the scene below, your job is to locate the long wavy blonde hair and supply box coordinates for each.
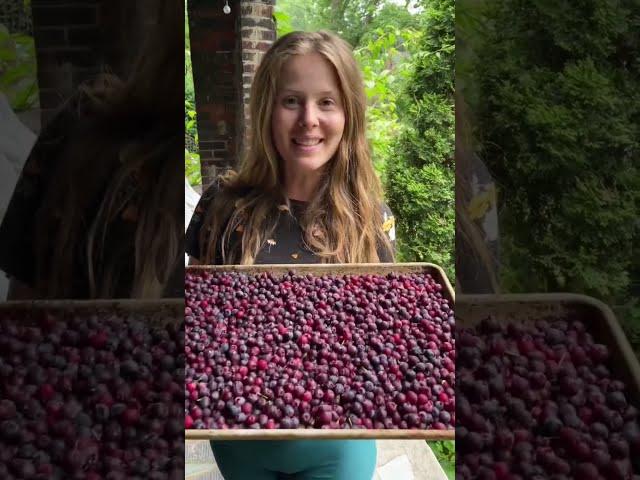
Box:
[200,30,393,265]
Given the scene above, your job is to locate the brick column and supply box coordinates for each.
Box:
[31,0,102,124]
[30,0,152,126]
[188,0,275,188]
[188,0,239,188]
[238,1,276,152]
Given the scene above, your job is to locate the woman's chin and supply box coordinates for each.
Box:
[291,158,331,174]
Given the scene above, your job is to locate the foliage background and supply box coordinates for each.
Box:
[428,439,455,479]
[0,23,38,112]
[458,0,640,355]
[185,9,201,187]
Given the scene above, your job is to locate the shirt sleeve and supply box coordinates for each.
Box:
[185,182,219,261]
[379,202,396,263]
[0,96,79,286]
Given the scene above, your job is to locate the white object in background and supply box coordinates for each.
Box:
[375,441,448,480]
[185,441,224,480]
[0,93,37,301]
[377,455,415,480]
[0,264,9,301]
[185,464,225,479]
[0,93,36,176]
[0,153,19,225]
[185,178,201,265]
[0,154,20,299]
[0,93,37,223]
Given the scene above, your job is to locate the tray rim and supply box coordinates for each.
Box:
[458,292,640,399]
[187,262,455,303]
[185,428,454,440]
[0,299,184,309]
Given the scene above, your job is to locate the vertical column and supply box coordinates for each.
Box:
[30,0,102,124]
[188,0,276,187]
[188,0,239,188]
[237,0,276,154]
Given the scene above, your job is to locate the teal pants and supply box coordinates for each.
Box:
[210,440,377,480]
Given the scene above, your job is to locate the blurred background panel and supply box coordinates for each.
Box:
[456,0,639,478]
[0,1,185,478]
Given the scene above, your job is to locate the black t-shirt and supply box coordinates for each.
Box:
[185,184,396,264]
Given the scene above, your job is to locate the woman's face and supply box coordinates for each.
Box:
[271,52,346,176]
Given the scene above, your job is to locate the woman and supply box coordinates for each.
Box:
[186,30,395,267]
[186,31,395,480]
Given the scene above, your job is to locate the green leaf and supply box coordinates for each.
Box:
[0,44,17,61]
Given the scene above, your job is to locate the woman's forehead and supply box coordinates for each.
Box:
[277,53,341,94]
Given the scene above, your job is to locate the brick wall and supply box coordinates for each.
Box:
[30,0,151,125]
[31,0,101,124]
[188,0,275,188]
[187,0,239,189]
[238,1,276,151]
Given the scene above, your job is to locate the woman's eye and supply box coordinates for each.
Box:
[283,97,299,107]
[320,99,335,107]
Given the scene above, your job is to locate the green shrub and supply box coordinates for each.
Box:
[386,0,454,279]
[427,440,455,480]
[464,1,640,304]
[0,25,38,112]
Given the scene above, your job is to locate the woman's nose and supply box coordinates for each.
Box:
[298,103,319,128]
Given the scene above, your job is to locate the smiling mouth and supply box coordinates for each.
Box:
[293,138,323,146]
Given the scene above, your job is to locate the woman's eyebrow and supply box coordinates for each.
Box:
[280,89,338,96]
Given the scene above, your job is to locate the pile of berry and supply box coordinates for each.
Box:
[185,270,455,430]
[0,310,184,479]
[457,317,640,479]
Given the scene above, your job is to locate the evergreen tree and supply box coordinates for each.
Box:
[466,0,640,301]
[386,0,455,278]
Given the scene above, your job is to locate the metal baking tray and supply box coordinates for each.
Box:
[185,263,455,440]
[456,293,640,406]
[0,299,184,327]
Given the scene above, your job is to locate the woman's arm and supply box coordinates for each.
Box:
[186,181,222,265]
